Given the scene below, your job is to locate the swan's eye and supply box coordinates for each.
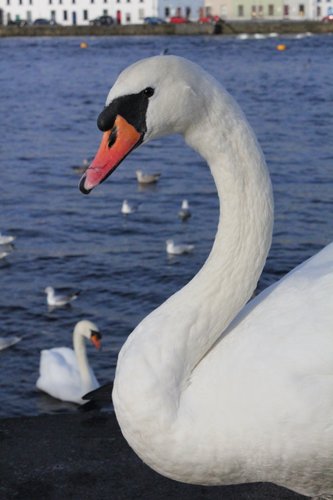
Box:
[143,87,154,98]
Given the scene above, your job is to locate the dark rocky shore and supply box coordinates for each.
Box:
[0,20,332,37]
[1,411,307,500]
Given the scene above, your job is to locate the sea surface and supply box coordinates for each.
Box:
[0,33,332,418]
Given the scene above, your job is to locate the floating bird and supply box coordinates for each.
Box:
[0,233,15,245]
[166,239,195,255]
[121,199,137,215]
[0,251,9,260]
[36,320,101,404]
[178,199,191,220]
[45,286,80,308]
[0,336,21,351]
[136,169,161,185]
[79,56,333,498]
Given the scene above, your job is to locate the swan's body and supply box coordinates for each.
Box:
[166,239,194,255]
[79,56,333,498]
[36,320,101,404]
[136,169,160,184]
[178,199,191,220]
[45,286,79,308]
[0,336,21,351]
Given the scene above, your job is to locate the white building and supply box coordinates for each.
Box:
[0,0,203,25]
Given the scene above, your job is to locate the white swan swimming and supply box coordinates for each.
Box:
[36,320,101,404]
[79,56,333,498]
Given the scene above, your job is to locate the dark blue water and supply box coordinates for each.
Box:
[1,34,332,417]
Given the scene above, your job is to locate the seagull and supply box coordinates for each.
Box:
[0,336,21,351]
[45,286,80,308]
[166,239,195,255]
[0,233,15,245]
[121,200,137,215]
[178,199,191,221]
[0,251,9,260]
[136,169,161,185]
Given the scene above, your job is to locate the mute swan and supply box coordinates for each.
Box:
[178,199,191,220]
[36,320,101,404]
[45,286,80,308]
[136,169,161,184]
[166,239,195,255]
[79,56,333,498]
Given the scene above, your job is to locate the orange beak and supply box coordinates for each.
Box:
[91,335,101,350]
[79,114,142,194]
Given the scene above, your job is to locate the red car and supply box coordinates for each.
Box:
[322,14,333,22]
[169,16,188,24]
[198,15,220,24]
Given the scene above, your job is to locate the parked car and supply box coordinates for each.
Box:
[144,17,166,25]
[198,15,220,24]
[90,15,114,26]
[169,16,189,24]
[322,14,333,22]
[33,18,51,25]
[8,19,28,27]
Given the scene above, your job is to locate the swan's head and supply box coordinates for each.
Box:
[79,56,210,194]
[75,320,102,349]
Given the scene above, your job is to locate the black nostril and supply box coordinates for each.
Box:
[108,127,117,148]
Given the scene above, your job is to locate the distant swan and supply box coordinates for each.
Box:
[36,320,101,404]
[79,56,333,498]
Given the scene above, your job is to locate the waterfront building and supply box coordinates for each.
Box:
[204,0,325,20]
[0,0,203,25]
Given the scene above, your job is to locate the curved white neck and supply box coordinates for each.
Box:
[114,83,273,426]
[73,330,92,387]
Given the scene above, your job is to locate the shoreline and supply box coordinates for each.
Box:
[1,20,333,37]
[1,411,306,499]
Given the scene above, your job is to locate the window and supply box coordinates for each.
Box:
[299,4,305,15]
[6,0,10,6]
[238,4,244,16]
[63,10,67,20]
[251,5,256,17]
[49,0,52,4]
[258,5,263,16]
[165,7,170,16]
[59,0,62,4]
[283,4,289,16]
[29,0,32,4]
[19,0,22,5]
[91,0,94,4]
[185,7,191,17]
[83,9,88,19]
[126,12,131,21]
[268,4,274,15]
[72,0,76,4]
[138,7,144,18]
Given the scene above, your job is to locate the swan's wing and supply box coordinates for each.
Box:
[36,348,82,403]
[190,243,333,424]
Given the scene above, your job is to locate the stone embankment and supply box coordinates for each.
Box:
[0,20,332,37]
